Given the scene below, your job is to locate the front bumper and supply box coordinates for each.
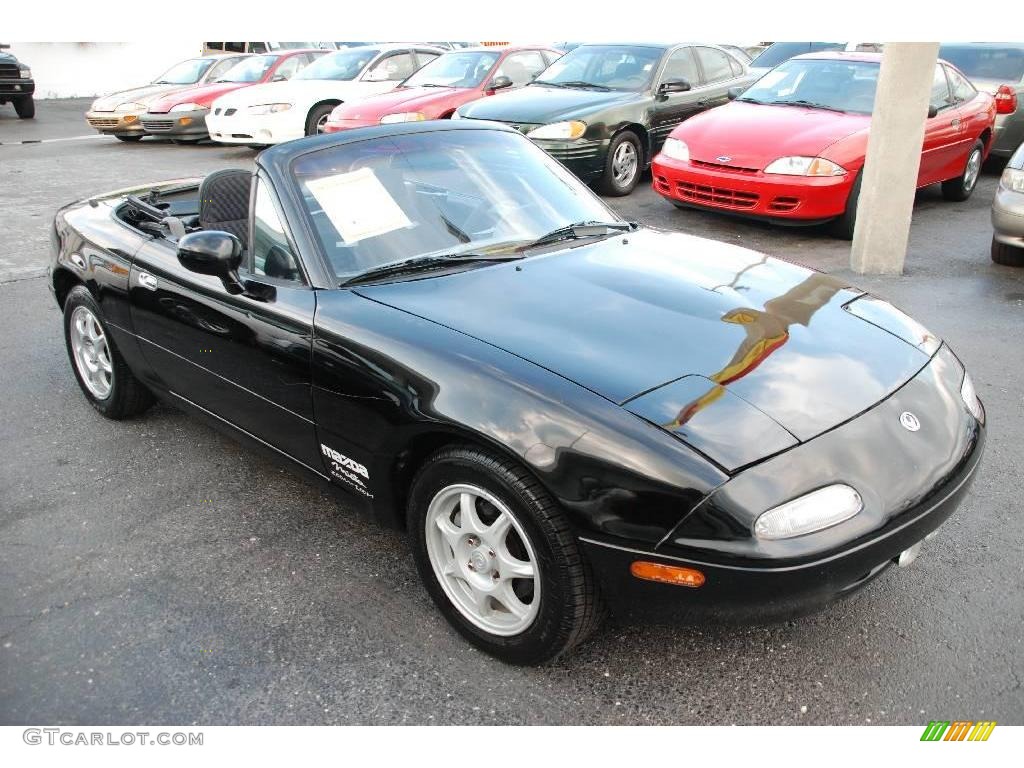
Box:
[0,78,34,99]
[583,345,986,621]
[85,110,145,136]
[207,107,304,146]
[139,108,210,138]
[532,137,607,181]
[652,154,854,223]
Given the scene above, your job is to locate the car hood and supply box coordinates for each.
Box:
[91,84,190,111]
[338,86,469,118]
[214,78,369,108]
[357,230,931,458]
[458,84,639,122]
[675,101,870,169]
[148,82,249,112]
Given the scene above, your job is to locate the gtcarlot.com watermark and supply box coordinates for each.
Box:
[23,728,203,746]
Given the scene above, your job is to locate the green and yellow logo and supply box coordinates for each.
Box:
[920,721,997,741]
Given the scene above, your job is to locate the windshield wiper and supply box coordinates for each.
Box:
[342,252,523,287]
[735,96,763,104]
[771,99,847,113]
[527,220,636,250]
[550,80,612,91]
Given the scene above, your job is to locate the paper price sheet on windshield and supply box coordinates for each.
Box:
[306,167,412,244]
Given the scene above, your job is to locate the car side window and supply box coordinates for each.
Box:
[249,180,305,285]
[695,47,735,84]
[929,65,955,112]
[946,67,977,103]
[494,51,548,87]
[661,47,700,86]
[415,51,441,69]
[367,52,417,81]
[272,56,303,81]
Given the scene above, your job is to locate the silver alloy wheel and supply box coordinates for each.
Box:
[69,305,113,400]
[964,147,982,192]
[611,140,638,186]
[424,483,540,636]
[316,112,330,134]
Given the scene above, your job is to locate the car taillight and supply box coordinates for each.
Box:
[995,84,1018,115]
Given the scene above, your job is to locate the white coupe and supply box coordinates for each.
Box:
[207,44,444,147]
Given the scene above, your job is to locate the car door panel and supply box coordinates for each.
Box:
[650,47,705,152]
[919,66,960,186]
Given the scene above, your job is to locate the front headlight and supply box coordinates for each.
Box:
[18,65,31,79]
[661,137,690,162]
[1000,167,1024,193]
[115,102,145,113]
[380,112,426,124]
[754,484,863,540]
[527,120,587,140]
[764,156,847,176]
[170,103,205,113]
[960,371,984,424]
[247,103,292,115]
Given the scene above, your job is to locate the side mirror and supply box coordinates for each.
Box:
[658,78,691,96]
[727,86,745,101]
[488,75,513,92]
[927,104,939,118]
[177,230,245,294]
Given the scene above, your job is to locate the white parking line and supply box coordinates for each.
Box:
[0,133,107,145]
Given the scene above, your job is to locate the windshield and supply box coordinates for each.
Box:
[738,58,879,114]
[218,55,278,83]
[295,48,379,80]
[292,129,616,283]
[403,51,500,88]
[534,45,664,91]
[750,42,844,69]
[938,45,1024,82]
[153,58,214,85]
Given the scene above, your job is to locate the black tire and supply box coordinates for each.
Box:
[115,134,143,142]
[13,95,34,119]
[407,445,604,665]
[247,144,269,151]
[63,286,154,420]
[942,140,984,202]
[171,137,202,145]
[305,103,336,136]
[596,130,642,196]
[829,170,863,240]
[991,237,1024,267]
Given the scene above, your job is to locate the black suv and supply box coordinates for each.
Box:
[0,43,35,119]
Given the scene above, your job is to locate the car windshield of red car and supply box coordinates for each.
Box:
[403,51,500,88]
[217,55,279,83]
[739,59,880,114]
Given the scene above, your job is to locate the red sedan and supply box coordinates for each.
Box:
[652,52,996,238]
[139,49,326,142]
[322,45,562,132]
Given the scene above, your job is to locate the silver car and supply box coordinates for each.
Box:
[940,44,1024,160]
[992,141,1024,266]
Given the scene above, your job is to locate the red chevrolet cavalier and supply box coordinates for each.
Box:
[652,52,996,238]
[139,49,326,142]
[322,45,562,132]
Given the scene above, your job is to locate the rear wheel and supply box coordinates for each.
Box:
[13,95,34,119]
[305,103,335,136]
[991,237,1024,267]
[115,134,142,142]
[63,286,154,419]
[408,445,604,665]
[942,140,984,202]
[596,131,642,196]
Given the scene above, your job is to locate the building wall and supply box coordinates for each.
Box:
[12,42,202,99]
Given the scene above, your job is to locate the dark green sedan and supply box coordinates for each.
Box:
[455,43,756,195]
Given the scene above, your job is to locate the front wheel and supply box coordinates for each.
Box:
[942,140,984,202]
[14,95,34,119]
[63,286,154,419]
[305,103,335,136]
[596,131,642,196]
[991,236,1024,267]
[408,446,604,665]
[829,171,863,240]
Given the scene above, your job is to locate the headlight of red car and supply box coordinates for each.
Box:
[660,137,690,162]
[764,156,847,176]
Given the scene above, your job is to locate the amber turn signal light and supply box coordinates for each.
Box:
[630,561,705,588]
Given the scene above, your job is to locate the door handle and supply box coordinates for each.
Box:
[138,272,158,291]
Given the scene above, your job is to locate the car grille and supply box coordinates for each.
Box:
[675,181,759,210]
[141,119,175,132]
[691,159,759,175]
[768,196,801,212]
[213,107,238,116]
[87,117,121,129]
[0,64,20,79]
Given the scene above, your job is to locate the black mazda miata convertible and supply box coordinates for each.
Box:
[49,121,985,664]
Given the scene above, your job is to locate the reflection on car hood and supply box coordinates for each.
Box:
[91,84,189,111]
[675,101,870,169]
[358,229,930,444]
[458,83,639,123]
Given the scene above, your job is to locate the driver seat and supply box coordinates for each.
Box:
[198,169,252,246]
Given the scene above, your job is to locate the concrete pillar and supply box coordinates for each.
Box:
[850,42,939,275]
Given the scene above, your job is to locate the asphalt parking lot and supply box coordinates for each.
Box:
[1,98,1022,725]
